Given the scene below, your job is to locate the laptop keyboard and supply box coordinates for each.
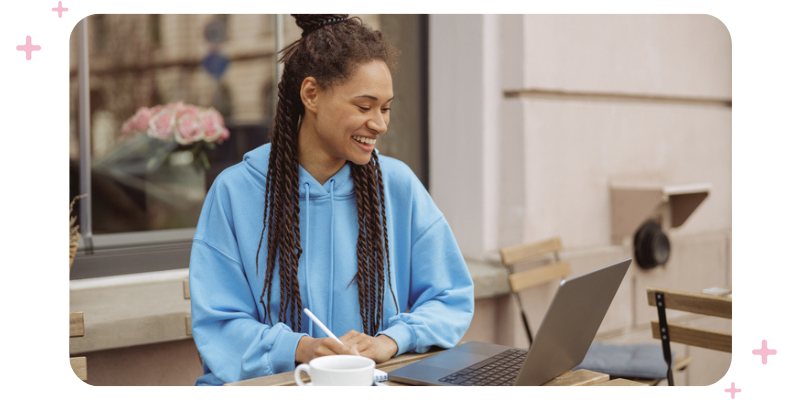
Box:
[437,349,527,386]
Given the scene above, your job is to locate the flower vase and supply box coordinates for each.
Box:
[144,151,206,230]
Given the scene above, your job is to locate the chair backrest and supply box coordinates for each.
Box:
[499,237,572,345]
[499,237,572,293]
[646,287,732,353]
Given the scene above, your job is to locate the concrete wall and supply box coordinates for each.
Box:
[433,15,732,386]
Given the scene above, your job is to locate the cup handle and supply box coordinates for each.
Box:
[294,363,311,386]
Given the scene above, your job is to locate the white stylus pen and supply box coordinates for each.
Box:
[303,308,343,344]
[304,307,387,382]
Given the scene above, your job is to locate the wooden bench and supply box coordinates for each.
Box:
[184,279,191,336]
[184,279,203,365]
[70,312,87,381]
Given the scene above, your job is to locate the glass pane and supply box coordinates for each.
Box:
[69,14,427,238]
[69,14,280,234]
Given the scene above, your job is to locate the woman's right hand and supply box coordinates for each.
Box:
[295,335,360,364]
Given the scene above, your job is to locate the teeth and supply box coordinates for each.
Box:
[354,136,376,145]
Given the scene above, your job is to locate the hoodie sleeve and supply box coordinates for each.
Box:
[377,172,475,355]
[190,179,307,384]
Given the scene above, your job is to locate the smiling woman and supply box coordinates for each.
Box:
[297,59,394,180]
[188,14,475,386]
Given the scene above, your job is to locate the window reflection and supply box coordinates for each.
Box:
[69,14,425,239]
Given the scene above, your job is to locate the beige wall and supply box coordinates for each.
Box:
[433,14,732,386]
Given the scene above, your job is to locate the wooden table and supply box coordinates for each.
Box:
[226,349,645,386]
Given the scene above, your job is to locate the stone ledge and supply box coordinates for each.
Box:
[466,257,510,300]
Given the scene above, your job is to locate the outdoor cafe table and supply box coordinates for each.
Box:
[226,348,645,386]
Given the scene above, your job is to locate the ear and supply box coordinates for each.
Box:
[300,77,321,113]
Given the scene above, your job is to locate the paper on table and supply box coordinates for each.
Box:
[374,369,388,382]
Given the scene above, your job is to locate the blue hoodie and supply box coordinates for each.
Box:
[189,143,475,385]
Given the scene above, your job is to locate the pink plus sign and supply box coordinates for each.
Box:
[725,382,741,399]
[752,339,777,364]
[16,36,41,60]
[52,2,69,18]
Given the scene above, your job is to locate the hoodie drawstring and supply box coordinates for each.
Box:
[328,179,336,327]
[304,182,313,338]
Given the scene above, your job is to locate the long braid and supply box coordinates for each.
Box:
[351,156,397,335]
[259,70,304,328]
[362,164,377,333]
[373,152,399,316]
[364,160,382,333]
[351,164,372,334]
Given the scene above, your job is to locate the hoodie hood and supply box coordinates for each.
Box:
[243,143,356,199]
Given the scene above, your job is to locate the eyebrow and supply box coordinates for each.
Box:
[354,95,394,102]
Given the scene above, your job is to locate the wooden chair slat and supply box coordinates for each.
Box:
[183,279,191,300]
[70,356,87,381]
[674,356,692,371]
[500,237,563,266]
[186,314,192,336]
[70,312,84,338]
[508,261,571,293]
[650,321,732,353]
[647,287,731,319]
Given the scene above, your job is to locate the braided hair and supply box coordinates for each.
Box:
[256,14,400,336]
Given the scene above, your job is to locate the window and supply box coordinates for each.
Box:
[70,14,428,279]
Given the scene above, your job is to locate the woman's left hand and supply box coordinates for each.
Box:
[340,331,398,364]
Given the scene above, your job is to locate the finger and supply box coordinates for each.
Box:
[313,347,333,359]
[339,336,358,347]
[341,330,360,342]
[319,338,347,355]
[327,338,359,356]
[358,343,370,353]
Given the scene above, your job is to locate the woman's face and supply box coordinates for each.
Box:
[311,60,394,166]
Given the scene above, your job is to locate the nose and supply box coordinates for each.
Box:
[367,113,388,134]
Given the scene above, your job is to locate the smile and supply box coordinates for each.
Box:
[353,136,377,145]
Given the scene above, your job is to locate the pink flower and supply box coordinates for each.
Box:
[200,108,230,144]
[167,101,186,113]
[174,109,205,145]
[217,127,230,144]
[121,106,153,137]
[147,106,178,140]
[127,102,229,145]
[129,107,153,132]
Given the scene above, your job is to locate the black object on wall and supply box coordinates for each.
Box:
[634,220,671,269]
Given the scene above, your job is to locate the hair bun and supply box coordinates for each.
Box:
[291,14,349,36]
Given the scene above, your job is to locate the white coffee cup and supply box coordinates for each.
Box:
[294,355,375,386]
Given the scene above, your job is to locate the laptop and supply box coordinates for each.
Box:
[388,258,631,386]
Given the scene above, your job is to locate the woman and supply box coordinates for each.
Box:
[190,14,474,386]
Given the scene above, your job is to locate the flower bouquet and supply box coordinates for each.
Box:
[120,101,230,171]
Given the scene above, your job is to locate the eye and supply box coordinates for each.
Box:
[381,107,391,113]
[357,106,370,112]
